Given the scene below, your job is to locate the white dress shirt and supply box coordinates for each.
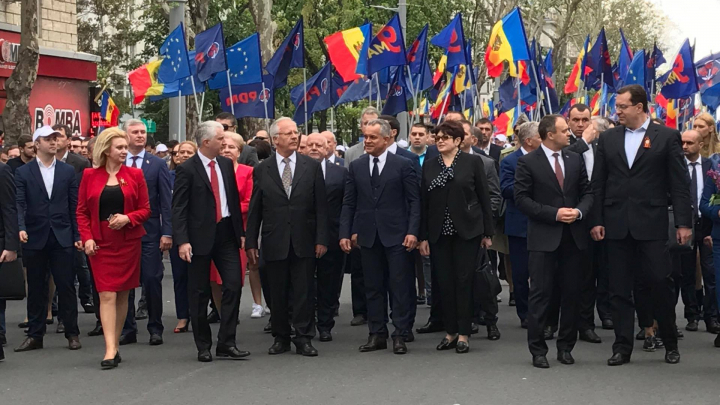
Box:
[197,151,230,218]
[37,157,56,199]
[369,149,389,175]
[624,118,650,168]
[482,144,490,155]
[320,159,327,180]
[276,151,297,195]
[328,154,336,164]
[581,139,595,180]
[387,142,398,154]
[126,149,146,169]
[541,143,565,177]
[61,150,69,163]
[686,156,704,218]
[520,147,529,155]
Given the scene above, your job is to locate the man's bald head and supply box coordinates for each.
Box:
[682,129,704,161]
[320,131,337,158]
[306,132,328,161]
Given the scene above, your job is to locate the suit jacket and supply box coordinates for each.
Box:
[500,148,529,238]
[64,152,91,178]
[239,144,259,167]
[324,160,348,251]
[591,121,692,240]
[700,159,720,239]
[340,152,421,248]
[487,143,502,163]
[420,152,494,243]
[479,153,502,217]
[7,156,26,173]
[245,153,328,261]
[0,163,19,252]
[172,154,245,256]
[426,144,494,171]
[693,157,713,239]
[137,153,173,241]
[76,165,151,243]
[15,159,79,249]
[329,155,345,167]
[514,147,594,252]
[344,142,365,167]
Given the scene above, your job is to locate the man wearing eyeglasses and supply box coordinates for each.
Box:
[591,84,692,366]
[215,113,259,167]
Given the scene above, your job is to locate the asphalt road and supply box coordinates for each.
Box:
[1,262,719,405]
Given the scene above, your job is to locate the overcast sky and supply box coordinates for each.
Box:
[651,0,720,62]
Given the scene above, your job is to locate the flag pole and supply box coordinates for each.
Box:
[375,74,382,110]
[330,107,335,133]
[529,60,545,117]
[190,77,201,123]
[226,71,235,115]
[303,68,309,133]
[178,90,182,134]
[405,65,417,127]
[516,77,521,117]
[262,80,270,132]
[600,73,605,116]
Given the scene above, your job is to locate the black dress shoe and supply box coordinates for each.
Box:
[665,349,680,364]
[68,336,82,350]
[115,351,122,363]
[14,337,43,352]
[607,353,631,366]
[268,341,291,354]
[119,334,137,346]
[88,324,103,337]
[520,319,528,329]
[557,351,575,364]
[56,321,65,334]
[135,307,148,320]
[654,336,665,349]
[509,292,516,307]
[392,337,407,354]
[416,321,444,334]
[359,335,387,352]
[579,329,602,343]
[82,302,95,314]
[17,321,28,328]
[707,320,720,334]
[455,341,469,354]
[403,331,415,342]
[101,357,119,369]
[295,341,318,357]
[436,336,458,350]
[197,350,213,362]
[45,318,54,325]
[686,320,699,332]
[471,323,480,334]
[543,326,555,340]
[642,335,656,352]
[532,355,549,368]
[487,325,501,341]
[0,333,6,346]
[636,329,646,340]
[217,345,251,359]
[149,334,164,346]
[601,319,614,330]
[416,296,426,305]
[207,309,220,324]
[319,331,333,342]
[714,334,720,347]
[676,328,684,339]
[350,315,367,326]
[263,321,272,333]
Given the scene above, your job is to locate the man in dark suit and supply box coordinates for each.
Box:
[675,130,718,333]
[0,160,19,361]
[500,122,542,328]
[321,131,345,167]
[14,126,82,352]
[475,118,502,162]
[591,84,692,365]
[246,117,328,357]
[119,119,173,346]
[340,119,420,354]
[378,115,422,175]
[515,115,593,368]
[6,134,35,173]
[216,113,259,167]
[173,121,248,362]
[306,133,347,342]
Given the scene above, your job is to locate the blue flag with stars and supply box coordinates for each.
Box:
[208,33,263,90]
[158,23,191,83]
[149,50,204,101]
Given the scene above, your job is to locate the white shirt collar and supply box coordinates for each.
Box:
[129,149,146,159]
[371,149,389,164]
[540,143,562,159]
[520,147,529,155]
[328,154,336,163]
[61,150,69,162]
[276,151,297,167]
[37,157,57,169]
[626,117,651,134]
[197,150,217,166]
[387,142,398,154]
[686,156,701,165]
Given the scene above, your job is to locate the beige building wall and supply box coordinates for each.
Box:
[0,0,78,52]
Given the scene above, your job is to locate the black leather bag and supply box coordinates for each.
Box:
[0,258,25,300]
[475,248,502,297]
[668,207,693,252]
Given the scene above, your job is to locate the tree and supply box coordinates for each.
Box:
[3,0,39,143]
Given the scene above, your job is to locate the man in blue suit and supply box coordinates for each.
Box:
[14,126,82,352]
[500,122,541,328]
[120,119,173,346]
[340,119,421,355]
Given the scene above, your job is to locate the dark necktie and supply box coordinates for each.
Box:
[371,157,380,188]
[131,156,139,168]
[690,162,698,218]
[553,152,564,190]
[208,160,222,222]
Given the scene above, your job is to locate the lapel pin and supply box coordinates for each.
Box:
[643,136,651,149]
[146,159,150,165]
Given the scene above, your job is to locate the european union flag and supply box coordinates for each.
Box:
[382,66,408,115]
[265,18,305,89]
[149,50,204,101]
[291,63,333,124]
[367,14,406,76]
[660,39,699,99]
[625,49,646,88]
[207,33,263,90]
[195,23,227,83]
[219,75,275,119]
[616,29,633,89]
[158,23,191,83]
[430,14,468,68]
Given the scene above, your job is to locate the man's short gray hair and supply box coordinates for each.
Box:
[360,106,379,120]
[194,121,223,145]
[123,118,146,132]
[470,127,482,140]
[516,122,540,145]
[592,117,610,133]
[366,119,392,138]
[269,117,295,139]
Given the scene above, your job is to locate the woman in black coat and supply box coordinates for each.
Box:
[418,120,494,353]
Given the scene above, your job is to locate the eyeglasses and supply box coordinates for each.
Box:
[221,124,235,131]
[433,134,452,142]
[170,152,178,156]
[615,103,638,111]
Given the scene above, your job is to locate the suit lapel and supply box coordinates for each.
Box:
[266,154,285,193]
[50,163,63,201]
[562,152,575,191]
[28,160,50,200]
[535,148,563,194]
[631,122,658,168]
[291,155,307,192]
[219,158,235,197]
[376,153,395,199]
[191,155,212,191]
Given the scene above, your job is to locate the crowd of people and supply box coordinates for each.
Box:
[0,84,718,370]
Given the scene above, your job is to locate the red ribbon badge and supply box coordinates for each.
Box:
[643,136,651,149]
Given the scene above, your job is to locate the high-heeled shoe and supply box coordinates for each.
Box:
[436,336,459,351]
[456,340,469,353]
[174,323,189,333]
[115,351,121,363]
[101,351,120,369]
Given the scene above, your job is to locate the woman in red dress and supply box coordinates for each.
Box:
[77,128,150,369]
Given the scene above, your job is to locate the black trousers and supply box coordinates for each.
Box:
[527,227,582,357]
[74,250,93,305]
[430,234,481,336]
[508,236,530,322]
[123,233,164,336]
[349,248,367,318]
[187,218,242,351]
[427,252,444,325]
[577,239,611,330]
[361,233,415,338]
[316,249,344,332]
[607,237,678,355]
[265,243,315,343]
[673,235,717,323]
[25,231,78,339]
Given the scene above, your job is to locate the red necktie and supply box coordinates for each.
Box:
[131,156,139,168]
[553,152,564,190]
[208,161,222,222]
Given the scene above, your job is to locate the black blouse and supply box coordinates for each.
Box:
[99,185,124,220]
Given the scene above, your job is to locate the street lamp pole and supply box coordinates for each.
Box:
[168,0,187,141]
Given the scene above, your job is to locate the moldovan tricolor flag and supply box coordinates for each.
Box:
[484,7,530,78]
[128,60,165,104]
[564,35,591,94]
[324,24,372,82]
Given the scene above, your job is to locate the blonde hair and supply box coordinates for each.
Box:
[224,131,245,149]
[170,141,198,169]
[93,127,128,168]
[695,112,719,157]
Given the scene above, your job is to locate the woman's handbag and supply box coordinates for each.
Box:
[475,248,501,297]
[0,258,25,300]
